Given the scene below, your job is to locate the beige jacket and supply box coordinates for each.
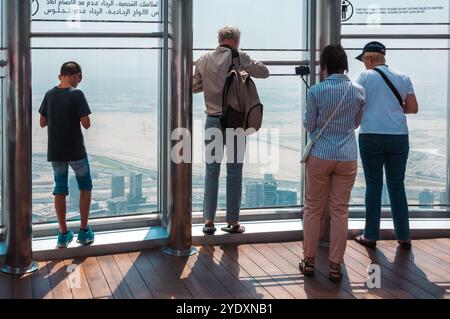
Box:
[193,46,270,115]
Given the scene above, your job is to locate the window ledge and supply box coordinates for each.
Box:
[30,226,168,260]
[0,218,449,261]
[192,218,450,246]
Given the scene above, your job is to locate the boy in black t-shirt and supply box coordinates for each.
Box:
[39,61,94,248]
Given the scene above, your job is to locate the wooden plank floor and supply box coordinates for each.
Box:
[1,239,449,299]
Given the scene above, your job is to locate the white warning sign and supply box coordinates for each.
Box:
[32,0,160,21]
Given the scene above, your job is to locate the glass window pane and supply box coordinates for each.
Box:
[194,50,306,64]
[32,49,159,223]
[32,37,161,49]
[193,0,306,50]
[343,39,448,209]
[193,63,304,213]
[193,0,307,215]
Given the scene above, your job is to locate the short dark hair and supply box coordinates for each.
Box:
[60,61,82,76]
[320,45,348,75]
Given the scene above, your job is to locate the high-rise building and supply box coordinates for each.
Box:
[440,191,448,209]
[107,198,128,215]
[263,174,277,207]
[111,175,125,198]
[276,189,297,206]
[128,173,146,204]
[245,182,263,208]
[419,189,434,208]
[69,176,80,210]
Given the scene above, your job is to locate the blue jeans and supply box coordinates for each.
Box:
[52,157,93,196]
[359,134,410,241]
[203,116,245,223]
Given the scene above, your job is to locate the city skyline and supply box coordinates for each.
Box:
[3,0,448,223]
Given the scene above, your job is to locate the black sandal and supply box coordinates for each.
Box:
[299,259,315,276]
[221,224,246,234]
[329,265,343,283]
[354,235,377,249]
[202,223,217,235]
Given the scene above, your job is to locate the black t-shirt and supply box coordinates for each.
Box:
[39,87,92,162]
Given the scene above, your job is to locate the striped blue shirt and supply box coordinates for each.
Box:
[304,74,365,161]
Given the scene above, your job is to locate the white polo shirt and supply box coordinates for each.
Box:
[356,65,415,135]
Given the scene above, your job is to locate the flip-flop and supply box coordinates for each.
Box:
[354,235,377,249]
[202,224,217,235]
[221,224,246,234]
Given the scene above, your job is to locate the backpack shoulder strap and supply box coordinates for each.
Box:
[231,48,240,59]
[372,67,403,107]
[229,49,240,70]
[219,44,240,69]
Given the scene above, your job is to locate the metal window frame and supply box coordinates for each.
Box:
[159,0,170,228]
[23,0,313,235]
[0,0,4,229]
[0,0,3,231]
[1,0,37,273]
[25,4,167,232]
[447,1,450,211]
[342,34,450,40]
[1,0,449,245]
[30,32,164,38]
[341,32,450,213]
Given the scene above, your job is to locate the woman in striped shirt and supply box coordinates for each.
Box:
[300,45,365,282]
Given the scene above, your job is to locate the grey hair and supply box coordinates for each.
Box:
[218,26,241,44]
[363,52,386,64]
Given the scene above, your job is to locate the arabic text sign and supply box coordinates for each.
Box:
[33,0,160,21]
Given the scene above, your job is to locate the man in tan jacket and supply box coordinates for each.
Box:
[193,26,269,235]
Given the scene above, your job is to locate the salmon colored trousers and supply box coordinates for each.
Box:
[303,156,358,265]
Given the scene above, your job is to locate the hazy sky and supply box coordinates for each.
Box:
[1,0,447,216]
[2,0,448,115]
